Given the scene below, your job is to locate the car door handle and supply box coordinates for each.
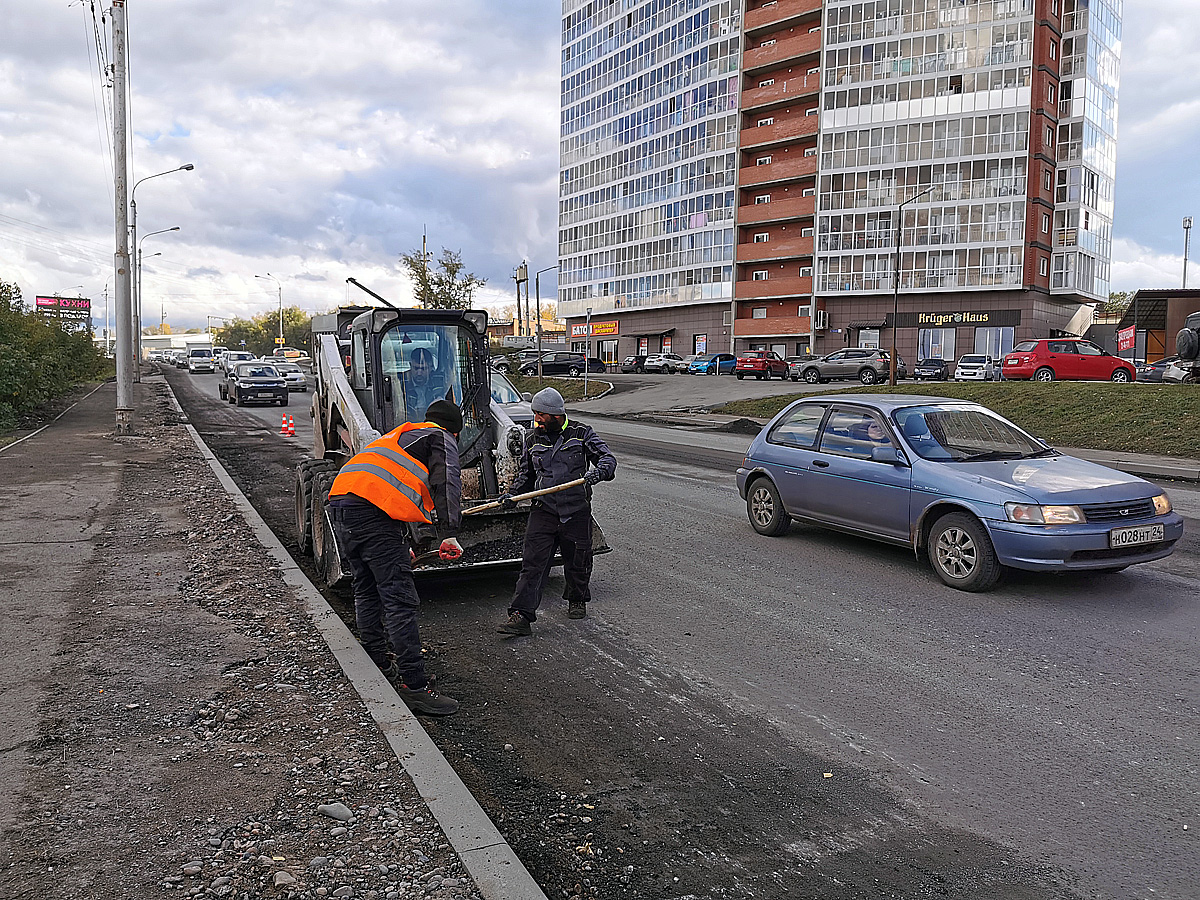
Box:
[812,460,830,468]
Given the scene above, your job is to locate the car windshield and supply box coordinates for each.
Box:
[959,355,986,364]
[237,364,277,378]
[893,405,1050,461]
[490,372,524,404]
[276,364,301,374]
[695,354,717,362]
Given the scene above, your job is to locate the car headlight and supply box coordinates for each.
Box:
[1153,493,1172,515]
[1004,502,1084,525]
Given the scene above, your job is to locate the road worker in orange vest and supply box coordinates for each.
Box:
[328,399,464,716]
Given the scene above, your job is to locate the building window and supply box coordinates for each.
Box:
[802,187,816,196]
[805,108,818,116]
[757,117,774,127]
[1045,125,1054,146]
[753,232,770,243]
[1041,213,1050,234]
[756,156,772,166]
[755,194,771,204]
[1046,83,1056,103]
[808,66,819,75]
[804,147,817,156]
[752,270,769,281]
[1049,41,1057,61]
[760,39,776,47]
[799,266,813,277]
[975,327,1015,358]
[758,78,775,87]
[801,227,814,236]
[918,328,956,362]
[752,307,768,319]
[1043,169,1053,191]
[1040,257,1049,276]
[722,310,732,325]
[693,334,708,354]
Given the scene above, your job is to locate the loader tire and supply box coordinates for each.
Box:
[296,460,338,557]
[310,471,348,588]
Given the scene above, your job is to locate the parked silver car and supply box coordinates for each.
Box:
[796,349,906,385]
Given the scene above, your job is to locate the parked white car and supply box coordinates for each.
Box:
[644,353,685,373]
[954,354,998,381]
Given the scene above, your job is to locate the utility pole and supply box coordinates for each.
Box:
[513,262,528,340]
[1184,217,1193,288]
[112,0,133,433]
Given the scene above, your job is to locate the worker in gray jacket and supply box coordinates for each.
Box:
[497,387,616,636]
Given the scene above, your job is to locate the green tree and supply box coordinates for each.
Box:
[0,277,109,432]
[399,247,486,309]
[1098,291,1132,317]
[214,307,312,357]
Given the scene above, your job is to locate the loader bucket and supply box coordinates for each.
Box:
[410,507,611,573]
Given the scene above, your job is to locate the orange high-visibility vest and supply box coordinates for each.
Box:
[328,422,440,523]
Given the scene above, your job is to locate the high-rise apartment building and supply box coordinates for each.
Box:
[559,0,1120,367]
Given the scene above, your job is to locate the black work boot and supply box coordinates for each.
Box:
[396,684,459,716]
[496,611,532,636]
[568,600,587,619]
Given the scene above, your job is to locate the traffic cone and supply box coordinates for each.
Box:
[279,415,288,435]
[287,415,296,436]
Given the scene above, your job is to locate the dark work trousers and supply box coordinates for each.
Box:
[329,502,428,689]
[509,507,593,622]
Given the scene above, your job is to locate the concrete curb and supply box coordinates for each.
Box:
[176,422,547,900]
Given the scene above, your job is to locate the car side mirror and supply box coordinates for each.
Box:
[871,446,908,466]
[521,392,532,402]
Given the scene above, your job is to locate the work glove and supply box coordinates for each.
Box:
[498,492,516,510]
[584,469,603,487]
[438,537,463,561]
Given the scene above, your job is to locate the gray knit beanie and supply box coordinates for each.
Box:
[530,387,566,416]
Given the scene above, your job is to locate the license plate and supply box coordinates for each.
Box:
[1108,524,1164,548]
[257,392,273,398]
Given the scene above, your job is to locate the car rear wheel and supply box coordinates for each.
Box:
[747,478,790,537]
[803,368,820,384]
[859,368,878,385]
[1034,367,1055,382]
[928,512,1001,592]
[736,373,744,380]
[1110,368,1132,383]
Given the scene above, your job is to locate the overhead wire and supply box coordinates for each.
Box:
[82,0,115,207]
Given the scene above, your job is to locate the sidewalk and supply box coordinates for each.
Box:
[0,380,537,900]
[578,409,1200,482]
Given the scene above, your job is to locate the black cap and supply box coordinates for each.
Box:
[424,400,463,435]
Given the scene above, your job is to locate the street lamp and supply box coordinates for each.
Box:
[512,262,528,338]
[130,163,194,377]
[889,183,937,385]
[256,273,283,350]
[138,227,178,358]
[1184,217,1193,289]
[534,264,558,378]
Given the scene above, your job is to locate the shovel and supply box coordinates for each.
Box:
[463,477,587,516]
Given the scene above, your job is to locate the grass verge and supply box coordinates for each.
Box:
[713,382,1200,458]
[509,373,613,402]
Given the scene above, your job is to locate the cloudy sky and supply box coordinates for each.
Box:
[1,0,1197,334]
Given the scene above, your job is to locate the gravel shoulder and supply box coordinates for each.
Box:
[0,380,480,900]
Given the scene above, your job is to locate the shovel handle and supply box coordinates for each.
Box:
[463,477,588,516]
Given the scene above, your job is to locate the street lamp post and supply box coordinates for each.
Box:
[256,273,283,351]
[513,262,528,340]
[1184,217,1193,289]
[534,265,557,379]
[130,163,194,380]
[137,227,178,355]
[890,183,937,385]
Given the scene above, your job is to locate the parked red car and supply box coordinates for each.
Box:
[735,350,790,380]
[1002,339,1136,382]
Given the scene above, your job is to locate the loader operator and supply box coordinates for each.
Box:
[327,399,464,716]
[497,387,616,636]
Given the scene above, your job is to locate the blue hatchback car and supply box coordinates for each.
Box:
[689,352,736,375]
[736,395,1183,591]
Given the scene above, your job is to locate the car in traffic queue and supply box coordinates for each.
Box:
[490,371,533,426]
[272,360,309,392]
[953,354,998,381]
[220,350,256,374]
[1001,339,1136,382]
[520,352,605,377]
[736,395,1182,592]
[785,355,820,381]
[677,353,701,372]
[689,352,736,375]
[644,352,685,374]
[912,358,950,381]
[796,348,906,385]
[273,346,308,362]
[735,350,790,380]
[1136,356,1178,384]
[219,362,290,407]
[187,349,216,374]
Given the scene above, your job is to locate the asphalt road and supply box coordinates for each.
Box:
[164,365,1199,900]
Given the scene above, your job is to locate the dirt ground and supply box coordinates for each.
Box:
[164,366,1084,900]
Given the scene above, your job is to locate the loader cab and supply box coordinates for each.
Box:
[346,309,492,467]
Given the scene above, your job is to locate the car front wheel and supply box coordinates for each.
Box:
[747,478,790,536]
[568,366,581,377]
[803,368,820,384]
[1110,368,1132,383]
[1034,367,1055,382]
[928,512,1001,592]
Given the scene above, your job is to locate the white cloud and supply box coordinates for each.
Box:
[1110,237,1191,292]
